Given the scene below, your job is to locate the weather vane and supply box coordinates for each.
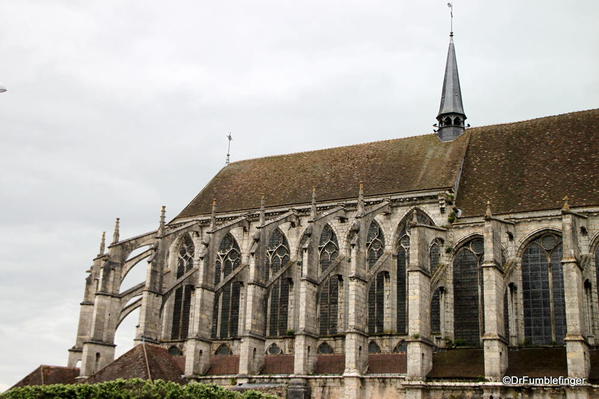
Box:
[225,132,232,165]
[447,2,454,36]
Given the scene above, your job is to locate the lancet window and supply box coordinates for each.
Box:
[522,232,565,345]
[211,233,242,339]
[368,271,386,334]
[453,237,484,346]
[319,224,339,273]
[171,235,195,340]
[430,238,443,274]
[396,209,434,334]
[431,287,442,335]
[267,229,292,337]
[366,220,385,269]
[319,225,340,336]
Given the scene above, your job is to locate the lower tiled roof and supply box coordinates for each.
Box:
[11,365,80,388]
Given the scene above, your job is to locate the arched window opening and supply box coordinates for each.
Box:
[211,233,242,339]
[454,117,462,126]
[317,342,334,354]
[319,224,339,273]
[215,344,232,356]
[368,271,386,334]
[267,229,291,337]
[430,238,443,274]
[585,280,593,339]
[431,288,442,335]
[522,232,564,346]
[393,341,407,353]
[396,209,434,334]
[168,346,183,356]
[368,341,381,353]
[443,116,452,126]
[319,275,340,336]
[170,235,195,340]
[267,343,282,355]
[453,237,484,347]
[366,220,385,269]
[595,245,599,304]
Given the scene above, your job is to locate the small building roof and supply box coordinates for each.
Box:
[10,365,80,389]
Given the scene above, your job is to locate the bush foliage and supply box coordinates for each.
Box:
[1,379,277,399]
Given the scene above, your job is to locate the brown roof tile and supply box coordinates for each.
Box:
[506,347,566,378]
[428,349,484,379]
[11,365,80,388]
[176,108,599,220]
[86,343,184,383]
[176,133,470,218]
[367,353,407,374]
[457,109,599,216]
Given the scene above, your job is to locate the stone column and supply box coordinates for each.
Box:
[406,220,433,379]
[482,213,508,380]
[185,236,214,376]
[238,240,267,377]
[68,258,101,368]
[136,239,164,344]
[562,208,590,379]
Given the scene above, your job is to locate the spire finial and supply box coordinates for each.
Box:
[485,200,492,219]
[357,182,365,216]
[158,205,166,234]
[447,2,454,37]
[112,218,120,244]
[310,186,317,220]
[210,199,217,229]
[562,195,570,211]
[98,231,106,256]
[225,133,232,165]
[259,195,266,225]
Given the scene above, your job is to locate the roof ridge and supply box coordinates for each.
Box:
[467,107,599,132]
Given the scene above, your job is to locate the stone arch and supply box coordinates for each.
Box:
[215,344,232,356]
[168,345,183,356]
[452,235,484,347]
[317,342,334,354]
[266,343,283,355]
[368,341,381,353]
[515,227,562,259]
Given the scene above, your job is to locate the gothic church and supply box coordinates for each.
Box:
[62,31,599,399]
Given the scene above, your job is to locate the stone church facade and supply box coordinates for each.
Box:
[66,33,599,399]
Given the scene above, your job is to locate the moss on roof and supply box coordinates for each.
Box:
[175,108,599,220]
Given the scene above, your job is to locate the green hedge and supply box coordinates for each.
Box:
[1,379,277,399]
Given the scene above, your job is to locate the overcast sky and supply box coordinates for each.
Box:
[0,0,598,390]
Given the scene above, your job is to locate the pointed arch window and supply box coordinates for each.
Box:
[171,235,195,340]
[366,220,385,269]
[267,229,291,337]
[430,238,443,274]
[431,287,443,335]
[453,237,484,347]
[396,209,434,334]
[319,224,339,273]
[319,275,340,336]
[522,232,564,345]
[212,233,242,339]
[368,271,387,334]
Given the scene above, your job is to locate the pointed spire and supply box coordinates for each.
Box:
[112,218,120,244]
[356,182,365,216]
[259,195,266,225]
[210,199,217,229]
[562,195,570,211]
[310,186,317,220]
[158,205,166,235]
[436,26,467,141]
[98,231,106,256]
[485,200,492,219]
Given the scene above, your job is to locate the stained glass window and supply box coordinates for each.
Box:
[319,224,339,273]
[211,233,242,339]
[396,209,434,334]
[431,288,442,334]
[430,239,442,274]
[522,233,564,345]
[366,220,385,269]
[453,237,484,347]
[368,271,386,334]
[319,275,340,336]
[171,235,195,339]
[266,228,291,337]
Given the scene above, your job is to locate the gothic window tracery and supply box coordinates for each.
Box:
[453,237,484,347]
[211,233,242,339]
[366,220,385,269]
[522,232,565,345]
[319,224,339,273]
[430,238,443,274]
[319,275,340,336]
[267,228,292,337]
[368,271,386,334]
[396,209,434,334]
[431,287,442,335]
[171,235,195,340]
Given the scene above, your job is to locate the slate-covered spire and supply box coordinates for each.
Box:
[436,33,467,141]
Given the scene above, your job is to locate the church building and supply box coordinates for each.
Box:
[63,28,599,399]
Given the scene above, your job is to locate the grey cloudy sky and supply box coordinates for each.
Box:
[0,0,598,390]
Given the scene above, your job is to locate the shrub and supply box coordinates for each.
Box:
[1,379,278,399]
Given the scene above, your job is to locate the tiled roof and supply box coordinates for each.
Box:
[176,132,470,219]
[11,365,80,388]
[86,344,184,383]
[456,109,599,216]
[175,109,599,220]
